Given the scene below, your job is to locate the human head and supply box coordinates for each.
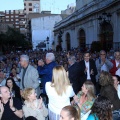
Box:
[0,86,10,100]
[22,88,37,101]
[81,81,95,99]
[60,105,80,120]
[99,71,113,86]
[0,71,5,79]
[91,96,112,120]
[114,51,120,61]
[19,55,29,68]
[25,116,37,120]
[99,50,106,59]
[83,52,91,62]
[45,53,55,64]
[68,55,76,65]
[112,75,120,87]
[5,77,17,89]
[52,65,70,95]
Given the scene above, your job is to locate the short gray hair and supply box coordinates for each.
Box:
[46,53,55,61]
[20,55,29,62]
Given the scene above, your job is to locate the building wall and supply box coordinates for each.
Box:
[54,0,120,51]
[31,15,62,49]
[76,0,93,10]
[0,10,26,33]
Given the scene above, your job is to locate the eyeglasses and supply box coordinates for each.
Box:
[100,54,106,55]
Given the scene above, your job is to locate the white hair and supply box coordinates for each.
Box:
[46,53,55,61]
[20,55,29,62]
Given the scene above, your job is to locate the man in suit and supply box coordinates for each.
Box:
[68,55,81,94]
[79,52,98,87]
[19,55,39,97]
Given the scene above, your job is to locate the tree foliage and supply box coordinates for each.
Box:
[0,27,32,52]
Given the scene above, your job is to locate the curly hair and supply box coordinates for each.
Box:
[91,96,112,120]
[99,71,113,86]
[22,88,34,100]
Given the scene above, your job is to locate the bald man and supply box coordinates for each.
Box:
[0,86,23,120]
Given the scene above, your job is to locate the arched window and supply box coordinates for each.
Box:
[99,22,113,51]
[78,29,86,50]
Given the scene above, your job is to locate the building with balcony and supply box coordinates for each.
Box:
[54,0,120,51]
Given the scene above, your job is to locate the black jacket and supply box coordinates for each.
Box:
[79,59,98,86]
[68,62,81,94]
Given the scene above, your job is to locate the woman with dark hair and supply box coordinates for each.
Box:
[113,75,120,99]
[5,77,21,99]
[87,96,112,120]
[60,105,80,120]
[99,71,120,120]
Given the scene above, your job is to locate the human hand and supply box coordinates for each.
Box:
[90,69,94,75]
[0,100,4,114]
[9,97,14,109]
[38,97,43,109]
[73,95,79,104]
[84,67,88,73]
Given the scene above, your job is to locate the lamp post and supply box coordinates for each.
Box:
[46,36,49,50]
[98,12,112,51]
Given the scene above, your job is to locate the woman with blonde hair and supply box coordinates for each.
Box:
[45,65,75,120]
[73,81,96,119]
[22,88,48,120]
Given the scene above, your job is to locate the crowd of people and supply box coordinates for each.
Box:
[0,49,120,120]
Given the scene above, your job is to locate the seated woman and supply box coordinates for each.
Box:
[112,75,120,99]
[73,81,96,118]
[22,88,48,120]
[5,77,21,99]
[9,67,20,87]
[60,105,80,120]
[45,65,75,120]
[87,96,112,120]
[99,71,120,120]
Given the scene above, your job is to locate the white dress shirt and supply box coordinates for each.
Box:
[115,60,120,77]
[85,61,91,80]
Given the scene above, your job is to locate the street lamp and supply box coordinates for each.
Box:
[98,12,112,51]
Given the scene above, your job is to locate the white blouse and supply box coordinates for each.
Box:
[45,82,75,114]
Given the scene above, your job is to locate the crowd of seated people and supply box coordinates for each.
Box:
[0,49,119,120]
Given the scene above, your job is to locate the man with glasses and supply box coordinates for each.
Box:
[95,50,113,94]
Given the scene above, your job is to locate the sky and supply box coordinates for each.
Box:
[0,0,76,14]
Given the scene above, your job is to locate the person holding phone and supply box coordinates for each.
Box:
[0,86,23,120]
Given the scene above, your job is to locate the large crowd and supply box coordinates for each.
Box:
[0,49,120,120]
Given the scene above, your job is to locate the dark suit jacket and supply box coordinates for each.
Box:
[68,62,81,94]
[79,59,98,86]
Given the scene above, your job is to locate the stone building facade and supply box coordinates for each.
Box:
[54,0,120,51]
